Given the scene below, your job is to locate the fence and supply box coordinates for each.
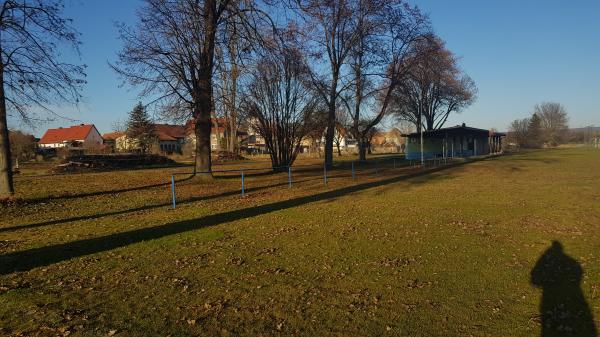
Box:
[169,156,456,209]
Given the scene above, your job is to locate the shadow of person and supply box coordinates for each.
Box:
[531,241,597,337]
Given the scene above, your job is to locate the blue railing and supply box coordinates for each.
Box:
[169,156,413,209]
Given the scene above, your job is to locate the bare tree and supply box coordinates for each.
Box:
[333,109,350,156]
[292,0,363,168]
[0,0,86,196]
[111,119,127,133]
[535,102,569,146]
[507,118,529,149]
[241,43,319,169]
[342,0,429,161]
[391,34,476,131]
[9,129,36,164]
[114,0,268,176]
[214,18,247,154]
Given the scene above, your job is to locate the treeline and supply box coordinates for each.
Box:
[508,102,569,149]
[112,0,477,172]
[0,0,477,196]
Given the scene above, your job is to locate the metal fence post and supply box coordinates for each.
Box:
[288,166,292,188]
[351,161,356,180]
[171,175,176,209]
[241,170,245,196]
[324,164,327,185]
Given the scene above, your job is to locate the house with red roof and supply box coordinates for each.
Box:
[39,124,103,149]
[115,124,187,154]
[102,132,126,152]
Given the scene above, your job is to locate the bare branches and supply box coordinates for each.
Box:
[1,0,86,195]
[390,34,476,131]
[114,0,271,172]
[338,0,429,160]
[240,35,319,168]
[0,0,86,123]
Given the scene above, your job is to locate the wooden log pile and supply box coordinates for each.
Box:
[51,154,176,173]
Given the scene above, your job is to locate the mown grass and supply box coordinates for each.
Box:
[1,148,599,336]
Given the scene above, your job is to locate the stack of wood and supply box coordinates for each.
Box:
[215,151,246,162]
[51,154,176,173]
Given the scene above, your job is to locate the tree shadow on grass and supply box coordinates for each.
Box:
[0,159,485,275]
[531,241,597,337]
[2,162,413,233]
[0,175,326,233]
[21,174,196,204]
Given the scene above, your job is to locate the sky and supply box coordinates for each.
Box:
[8,0,600,136]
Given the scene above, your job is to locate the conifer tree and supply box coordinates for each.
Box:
[126,103,155,153]
[527,113,543,148]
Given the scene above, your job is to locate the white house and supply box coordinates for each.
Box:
[115,124,187,154]
[38,124,103,149]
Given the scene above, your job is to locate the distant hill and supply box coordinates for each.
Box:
[569,126,600,133]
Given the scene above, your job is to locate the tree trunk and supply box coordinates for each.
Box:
[228,43,238,154]
[358,139,367,162]
[324,101,336,169]
[194,106,212,176]
[324,70,339,168]
[0,60,14,196]
[193,0,216,177]
[194,74,213,176]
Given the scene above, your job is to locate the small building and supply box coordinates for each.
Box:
[102,131,125,148]
[402,124,505,160]
[184,118,240,152]
[313,123,358,154]
[116,124,186,154]
[371,128,405,153]
[153,124,186,153]
[39,124,103,149]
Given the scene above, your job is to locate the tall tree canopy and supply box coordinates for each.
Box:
[535,102,569,146]
[114,0,269,176]
[527,113,543,148]
[292,0,364,168]
[126,102,155,154]
[241,40,319,169]
[0,0,86,196]
[292,0,430,165]
[391,34,476,131]
[341,0,429,161]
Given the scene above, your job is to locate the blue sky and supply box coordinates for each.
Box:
[9,0,600,136]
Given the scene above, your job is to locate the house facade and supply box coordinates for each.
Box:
[371,128,404,153]
[39,124,103,149]
[102,132,125,152]
[402,124,505,160]
[185,118,252,152]
[115,124,186,154]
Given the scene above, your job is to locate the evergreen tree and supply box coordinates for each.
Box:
[126,103,155,153]
[527,113,543,148]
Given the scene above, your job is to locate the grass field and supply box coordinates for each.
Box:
[1,148,599,336]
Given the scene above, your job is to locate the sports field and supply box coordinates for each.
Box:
[1,148,598,336]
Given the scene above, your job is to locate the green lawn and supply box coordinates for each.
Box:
[1,148,599,336]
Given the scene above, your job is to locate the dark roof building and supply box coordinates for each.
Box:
[402,124,505,160]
